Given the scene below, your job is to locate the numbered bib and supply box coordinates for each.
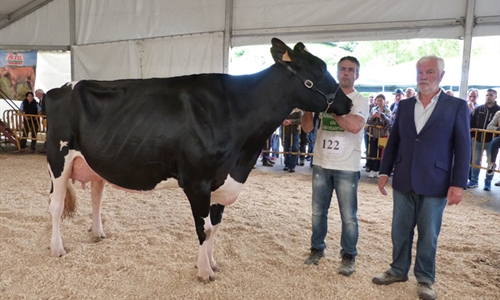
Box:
[318,132,346,157]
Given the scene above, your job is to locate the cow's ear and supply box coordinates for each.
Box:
[294,42,309,53]
[271,38,293,63]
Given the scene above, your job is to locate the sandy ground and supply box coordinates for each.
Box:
[1,152,499,300]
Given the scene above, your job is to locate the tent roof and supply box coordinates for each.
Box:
[1,0,499,49]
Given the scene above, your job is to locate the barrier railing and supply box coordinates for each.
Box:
[470,128,500,174]
[3,110,46,150]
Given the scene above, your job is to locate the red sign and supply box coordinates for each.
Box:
[5,52,24,66]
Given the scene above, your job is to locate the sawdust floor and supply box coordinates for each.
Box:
[1,153,499,299]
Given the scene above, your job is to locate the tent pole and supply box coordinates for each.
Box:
[223,0,234,74]
[69,0,76,81]
[459,0,475,99]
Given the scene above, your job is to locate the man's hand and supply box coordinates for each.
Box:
[378,175,389,195]
[282,119,291,126]
[446,186,464,205]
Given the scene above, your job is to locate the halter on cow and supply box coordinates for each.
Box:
[45,38,352,282]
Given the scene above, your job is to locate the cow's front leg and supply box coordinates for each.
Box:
[90,180,106,241]
[196,215,215,283]
[207,204,225,272]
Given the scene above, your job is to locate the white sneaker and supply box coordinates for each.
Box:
[377,173,380,178]
[368,170,375,178]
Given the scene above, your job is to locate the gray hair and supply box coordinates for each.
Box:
[416,55,445,74]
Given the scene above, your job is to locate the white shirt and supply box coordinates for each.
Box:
[415,91,440,134]
[312,91,369,171]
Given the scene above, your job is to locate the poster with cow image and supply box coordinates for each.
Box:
[0,50,37,100]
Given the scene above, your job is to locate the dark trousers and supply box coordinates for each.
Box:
[366,138,381,171]
[20,120,39,150]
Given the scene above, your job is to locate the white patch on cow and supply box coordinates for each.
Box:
[210,175,243,206]
[59,140,68,151]
[154,178,180,189]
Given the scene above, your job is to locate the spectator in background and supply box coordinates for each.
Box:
[364,93,376,155]
[19,91,42,153]
[405,87,415,99]
[366,94,391,178]
[372,55,470,300]
[468,88,500,191]
[467,88,479,111]
[35,89,47,153]
[390,88,404,126]
[445,89,454,96]
[282,108,303,173]
[261,135,275,167]
[486,109,500,180]
[299,128,308,166]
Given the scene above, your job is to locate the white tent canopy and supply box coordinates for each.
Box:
[0,0,499,96]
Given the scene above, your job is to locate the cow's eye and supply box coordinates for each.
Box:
[319,66,326,74]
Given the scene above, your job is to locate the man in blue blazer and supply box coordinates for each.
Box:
[372,56,471,300]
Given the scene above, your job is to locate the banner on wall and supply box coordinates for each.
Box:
[0,50,37,100]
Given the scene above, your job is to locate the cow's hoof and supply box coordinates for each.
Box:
[197,275,216,283]
[211,264,220,272]
[92,236,106,243]
[50,248,66,257]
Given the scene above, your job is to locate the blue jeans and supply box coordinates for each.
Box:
[284,132,300,169]
[389,189,447,284]
[470,140,493,184]
[311,166,360,257]
[490,137,500,164]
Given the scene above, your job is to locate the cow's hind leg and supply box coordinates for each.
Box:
[90,180,106,241]
[49,166,75,257]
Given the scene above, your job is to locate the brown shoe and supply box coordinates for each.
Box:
[418,282,436,300]
[372,271,409,285]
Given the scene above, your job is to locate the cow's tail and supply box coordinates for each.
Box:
[62,181,77,219]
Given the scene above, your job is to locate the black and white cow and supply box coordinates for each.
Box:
[45,38,352,282]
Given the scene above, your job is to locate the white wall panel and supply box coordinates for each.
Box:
[72,41,142,80]
[72,33,223,80]
[35,51,71,92]
[76,0,226,44]
[140,32,224,78]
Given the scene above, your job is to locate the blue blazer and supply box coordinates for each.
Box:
[380,92,471,198]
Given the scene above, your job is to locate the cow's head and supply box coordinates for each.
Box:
[270,38,352,116]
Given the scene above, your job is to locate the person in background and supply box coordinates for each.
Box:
[404,87,415,99]
[484,91,500,184]
[467,88,479,111]
[261,135,275,167]
[365,94,391,178]
[468,88,500,191]
[282,108,303,173]
[19,91,42,153]
[389,88,404,126]
[364,93,376,158]
[445,89,454,96]
[302,56,368,277]
[372,55,470,300]
[299,127,308,166]
[35,89,47,153]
